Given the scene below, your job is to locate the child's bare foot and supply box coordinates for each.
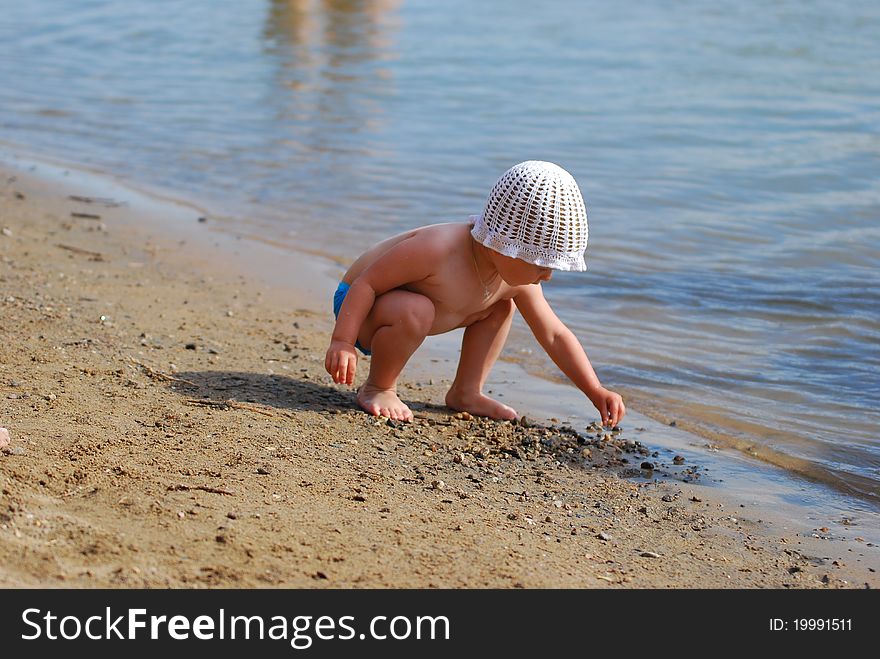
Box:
[357,383,413,422]
[445,389,517,420]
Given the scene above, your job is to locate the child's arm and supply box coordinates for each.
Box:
[514,284,626,427]
[326,235,439,385]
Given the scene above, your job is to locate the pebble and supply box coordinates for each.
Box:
[1,227,11,237]
[352,495,366,502]
[598,532,612,541]
[0,427,10,449]
[661,494,675,502]
[673,455,685,464]
[431,480,445,490]
[640,551,661,558]
[640,461,654,470]
[185,343,197,350]
[454,411,473,421]
[256,466,272,475]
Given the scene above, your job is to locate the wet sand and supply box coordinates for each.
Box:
[1,158,877,588]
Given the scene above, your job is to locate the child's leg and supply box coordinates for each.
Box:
[446,298,517,420]
[356,289,435,422]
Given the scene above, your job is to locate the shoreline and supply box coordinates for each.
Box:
[1,151,877,587]
[4,143,877,519]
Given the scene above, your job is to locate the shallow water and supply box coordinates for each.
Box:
[1,0,878,509]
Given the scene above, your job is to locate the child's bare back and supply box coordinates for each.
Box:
[342,222,532,335]
[325,161,625,427]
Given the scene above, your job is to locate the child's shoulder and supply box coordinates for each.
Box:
[410,220,472,244]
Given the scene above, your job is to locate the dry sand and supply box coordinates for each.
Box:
[1,159,876,588]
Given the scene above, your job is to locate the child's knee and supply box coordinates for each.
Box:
[490,298,515,323]
[400,294,435,335]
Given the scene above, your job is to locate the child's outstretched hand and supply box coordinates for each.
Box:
[325,340,358,385]
[590,387,626,427]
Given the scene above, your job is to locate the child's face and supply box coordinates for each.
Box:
[489,252,553,286]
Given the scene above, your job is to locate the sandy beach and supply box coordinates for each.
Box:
[1,158,876,589]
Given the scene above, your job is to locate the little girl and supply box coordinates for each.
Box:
[325,160,625,426]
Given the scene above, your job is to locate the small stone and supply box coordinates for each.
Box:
[581,448,592,459]
[598,531,612,541]
[545,516,552,523]
[571,528,578,535]
[1,227,11,237]
[46,393,56,401]
[640,551,661,558]
[256,466,271,475]
[226,512,238,520]
[226,310,234,317]
[215,534,227,544]
[185,342,197,350]
[0,427,10,449]
[640,461,654,470]
[453,453,463,464]
[198,216,207,223]
[661,494,675,502]
[520,416,531,428]
[454,411,473,421]
[177,511,185,519]
[507,512,517,520]
[673,455,685,464]
[690,496,703,502]
[669,420,677,427]
[431,480,445,491]
[352,494,366,502]
[6,394,17,400]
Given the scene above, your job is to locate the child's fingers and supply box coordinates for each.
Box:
[611,398,625,426]
[329,354,339,383]
[601,401,612,426]
[345,357,356,385]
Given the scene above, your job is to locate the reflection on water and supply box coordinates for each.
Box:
[258,0,401,241]
[1,0,878,509]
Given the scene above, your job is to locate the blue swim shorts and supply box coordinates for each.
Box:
[333,281,371,356]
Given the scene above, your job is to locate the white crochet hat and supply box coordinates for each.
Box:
[471,160,588,271]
